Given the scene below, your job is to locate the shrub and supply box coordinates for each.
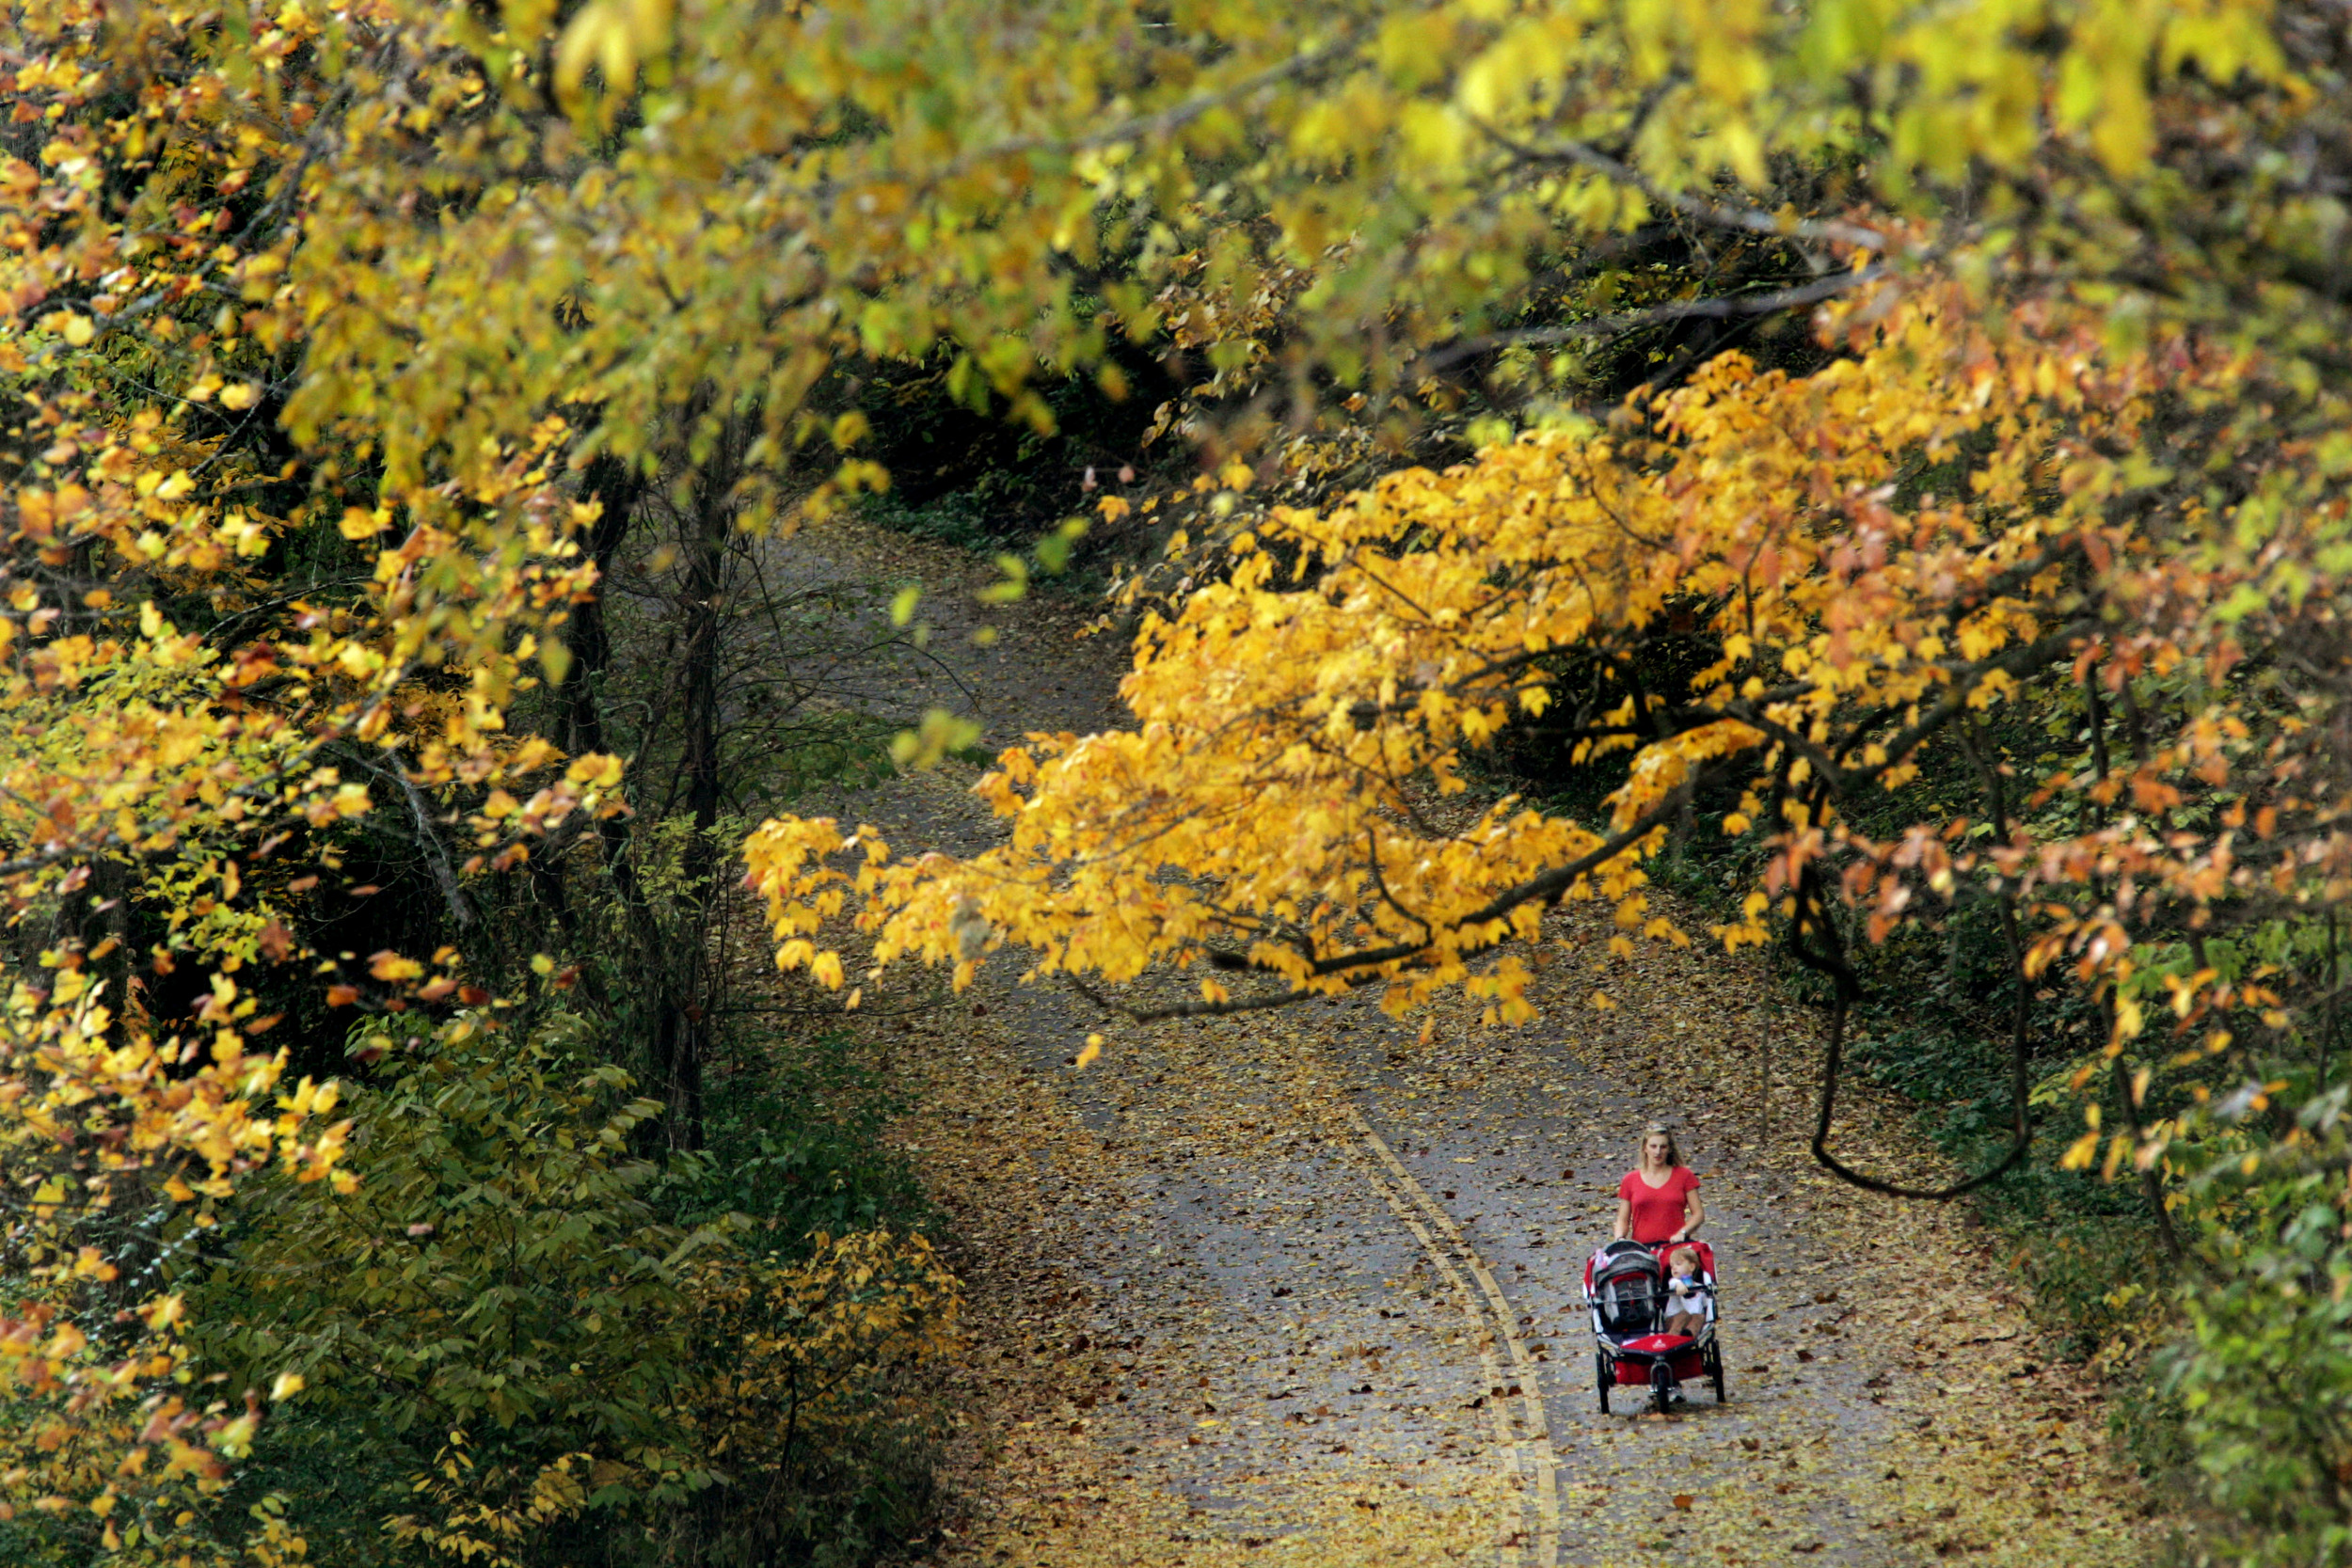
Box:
[182,1014,958,1567]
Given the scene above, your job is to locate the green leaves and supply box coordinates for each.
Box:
[193,1014,709,1462]
[2167,1178,2352,1564]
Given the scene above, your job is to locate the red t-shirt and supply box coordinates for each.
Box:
[1618,1165,1700,1245]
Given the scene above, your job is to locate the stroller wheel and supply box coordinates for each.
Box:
[1595,1352,1611,1415]
[1708,1341,1727,1404]
[1649,1363,1673,1417]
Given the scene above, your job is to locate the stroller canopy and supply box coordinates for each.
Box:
[1588,1245,1665,1341]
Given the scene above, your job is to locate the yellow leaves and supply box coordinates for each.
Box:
[1645,915,1691,949]
[278,1076,339,1118]
[554,0,677,100]
[2113,994,2145,1039]
[1074,1034,1104,1070]
[340,505,389,540]
[214,1409,260,1457]
[889,707,981,769]
[2052,8,2162,178]
[675,1228,961,1486]
[335,640,385,680]
[0,16,653,1531]
[38,309,93,346]
[1398,102,1470,172]
[1712,917,1770,953]
[977,554,1030,606]
[781,288,2194,1032]
[558,752,623,793]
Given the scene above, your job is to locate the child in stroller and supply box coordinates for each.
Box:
[1583,1237,1725,1415]
[1662,1245,1708,1338]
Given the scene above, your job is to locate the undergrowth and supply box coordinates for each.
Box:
[179,1023,943,1568]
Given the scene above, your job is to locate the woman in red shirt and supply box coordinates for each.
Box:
[1613,1123,1704,1247]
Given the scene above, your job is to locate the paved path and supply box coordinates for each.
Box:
[769,522,2149,1568]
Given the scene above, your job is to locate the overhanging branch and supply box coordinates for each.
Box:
[1415,268,1891,376]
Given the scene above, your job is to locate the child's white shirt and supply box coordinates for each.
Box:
[1665,1275,1708,1314]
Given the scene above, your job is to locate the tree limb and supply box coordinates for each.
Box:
[1414,267,1891,376]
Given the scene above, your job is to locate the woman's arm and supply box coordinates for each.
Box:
[1672,1186,1706,1242]
[1613,1196,1631,1242]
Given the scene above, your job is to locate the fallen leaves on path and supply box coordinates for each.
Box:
[754,519,2154,1566]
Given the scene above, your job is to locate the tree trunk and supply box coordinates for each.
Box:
[661,420,742,1152]
[559,453,643,762]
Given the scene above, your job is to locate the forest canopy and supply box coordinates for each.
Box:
[2,0,2350,1563]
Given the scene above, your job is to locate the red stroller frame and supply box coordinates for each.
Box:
[1582,1238,1726,1415]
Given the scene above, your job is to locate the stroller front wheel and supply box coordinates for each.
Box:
[1708,1340,1727,1403]
[1595,1352,1611,1415]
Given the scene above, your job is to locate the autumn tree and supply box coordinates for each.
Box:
[0,3,940,1557]
[9,0,2352,1560]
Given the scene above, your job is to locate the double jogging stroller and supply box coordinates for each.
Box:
[1583,1239,1726,1415]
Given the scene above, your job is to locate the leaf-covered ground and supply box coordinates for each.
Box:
[777,522,2156,1567]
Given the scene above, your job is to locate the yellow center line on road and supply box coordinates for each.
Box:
[1352,1145,1524,1565]
[1344,1104,1563,1568]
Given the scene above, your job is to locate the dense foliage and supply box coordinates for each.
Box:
[4,0,2352,1561]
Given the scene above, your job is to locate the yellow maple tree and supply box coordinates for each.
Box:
[750,270,2347,1198]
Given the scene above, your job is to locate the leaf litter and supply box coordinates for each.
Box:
[759,517,2155,1566]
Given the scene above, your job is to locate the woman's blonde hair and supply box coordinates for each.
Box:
[1640,1122,1681,1168]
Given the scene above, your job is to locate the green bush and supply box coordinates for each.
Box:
[2163,1175,2352,1567]
[180,1013,953,1568]
[653,1033,934,1260]
[185,1013,719,1565]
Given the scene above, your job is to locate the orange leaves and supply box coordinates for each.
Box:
[368,952,424,983]
[741,271,2346,1054]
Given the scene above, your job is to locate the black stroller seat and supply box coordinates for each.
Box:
[1588,1245,1668,1340]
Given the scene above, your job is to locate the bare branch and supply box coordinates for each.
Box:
[1415,267,1892,375]
[1470,119,1897,255]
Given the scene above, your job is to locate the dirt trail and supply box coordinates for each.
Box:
[775,522,2154,1568]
